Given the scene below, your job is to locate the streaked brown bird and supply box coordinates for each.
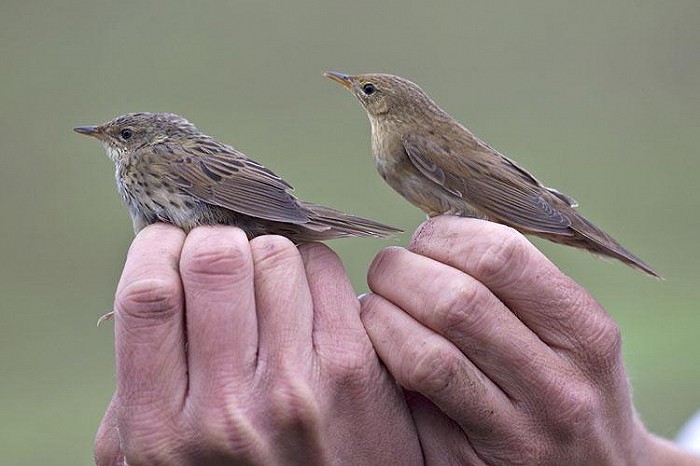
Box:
[324,71,658,277]
[74,112,400,241]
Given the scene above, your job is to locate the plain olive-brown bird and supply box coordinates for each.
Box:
[324,71,658,277]
[74,112,400,241]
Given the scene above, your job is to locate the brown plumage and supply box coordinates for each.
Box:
[74,112,401,241]
[324,71,659,277]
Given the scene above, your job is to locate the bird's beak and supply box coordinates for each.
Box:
[73,125,106,141]
[323,71,354,90]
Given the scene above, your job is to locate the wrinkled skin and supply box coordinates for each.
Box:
[361,215,698,465]
[94,219,699,465]
[94,224,420,466]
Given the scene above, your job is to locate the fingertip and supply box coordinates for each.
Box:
[127,223,185,261]
[138,222,184,237]
[298,242,337,267]
[408,217,438,251]
[118,224,186,313]
[299,242,347,286]
[181,226,252,280]
[408,215,488,253]
[184,225,249,254]
[408,215,462,250]
[406,216,545,289]
[367,246,405,288]
[358,292,384,321]
[249,234,300,269]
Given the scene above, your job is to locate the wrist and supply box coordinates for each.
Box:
[630,416,700,466]
[643,432,700,466]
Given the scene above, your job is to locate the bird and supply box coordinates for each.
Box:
[74,112,401,242]
[324,71,658,277]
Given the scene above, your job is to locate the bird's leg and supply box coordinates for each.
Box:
[97,311,115,327]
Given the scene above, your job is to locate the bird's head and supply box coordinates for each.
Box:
[74,112,199,161]
[323,71,445,128]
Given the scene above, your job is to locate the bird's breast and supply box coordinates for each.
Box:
[115,162,210,231]
[371,124,404,171]
[370,127,482,217]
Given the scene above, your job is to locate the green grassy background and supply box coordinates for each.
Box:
[1,0,698,463]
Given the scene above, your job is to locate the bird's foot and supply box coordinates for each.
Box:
[97,311,115,327]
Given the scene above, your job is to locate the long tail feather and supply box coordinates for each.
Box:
[543,209,661,278]
[300,201,402,239]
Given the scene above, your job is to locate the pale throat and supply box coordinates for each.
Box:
[368,116,403,176]
[103,142,127,163]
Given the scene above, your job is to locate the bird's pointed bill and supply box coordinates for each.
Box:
[74,125,99,136]
[323,71,353,90]
[74,125,108,141]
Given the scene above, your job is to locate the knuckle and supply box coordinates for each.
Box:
[267,377,319,428]
[116,277,181,319]
[120,427,181,466]
[581,314,623,369]
[321,342,375,389]
[404,337,463,395]
[250,235,299,269]
[491,435,545,466]
[542,380,600,439]
[514,440,547,466]
[559,386,598,422]
[564,387,600,426]
[93,439,120,466]
[473,225,530,284]
[545,276,597,321]
[188,403,262,460]
[434,278,484,335]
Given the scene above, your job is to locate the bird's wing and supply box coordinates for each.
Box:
[478,140,579,208]
[402,132,573,235]
[154,139,311,224]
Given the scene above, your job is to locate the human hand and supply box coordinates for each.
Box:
[361,215,699,465]
[94,224,420,465]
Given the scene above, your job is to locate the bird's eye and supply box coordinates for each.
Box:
[120,128,133,140]
[362,83,376,96]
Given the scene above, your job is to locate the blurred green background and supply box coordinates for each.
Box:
[1,0,698,463]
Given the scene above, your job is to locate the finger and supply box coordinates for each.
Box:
[298,243,369,355]
[368,247,567,399]
[114,223,187,416]
[360,293,518,440]
[404,391,484,466]
[94,394,125,466]
[250,235,313,369]
[180,226,258,394]
[301,244,424,463]
[408,216,620,371]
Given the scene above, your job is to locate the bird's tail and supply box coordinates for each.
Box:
[297,201,402,240]
[551,210,661,278]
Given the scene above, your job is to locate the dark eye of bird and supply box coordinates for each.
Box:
[362,83,376,96]
[120,128,133,140]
